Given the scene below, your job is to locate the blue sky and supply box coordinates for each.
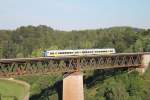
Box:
[0,0,150,30]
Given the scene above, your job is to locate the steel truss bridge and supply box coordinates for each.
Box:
[0,53,148,77]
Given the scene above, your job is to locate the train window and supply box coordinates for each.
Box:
[59,52,64,54]
[50,52,54,54]
[82,51,87,53]
[95,51,99,53]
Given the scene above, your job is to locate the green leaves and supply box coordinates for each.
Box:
[85,69,150,100]
[0,26,149,58]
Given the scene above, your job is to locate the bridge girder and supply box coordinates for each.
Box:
[0,54,143,77]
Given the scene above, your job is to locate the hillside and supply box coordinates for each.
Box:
[0,25,150,100]
[15,65,150,100]
[84,66,150,100]
[0,78,30,100]
[0,25,149,58]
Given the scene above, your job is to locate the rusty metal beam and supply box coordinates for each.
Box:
[0,53,144,77]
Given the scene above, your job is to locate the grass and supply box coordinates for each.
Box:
[0,79,29,100]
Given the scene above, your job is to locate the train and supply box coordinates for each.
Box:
[43,48,116,57]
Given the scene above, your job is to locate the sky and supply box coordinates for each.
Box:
[0,0,150,30]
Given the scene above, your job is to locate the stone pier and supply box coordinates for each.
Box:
[63,72,84,100]
[137,53,150,74]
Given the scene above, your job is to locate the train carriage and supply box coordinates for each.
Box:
[43,48,116,57]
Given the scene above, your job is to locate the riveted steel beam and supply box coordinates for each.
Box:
[0,53,144,77]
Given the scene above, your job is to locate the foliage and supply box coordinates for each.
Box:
[0,26,150,100]
[0,26,149,58]
[85,65,150,100]
[17,74,62,96]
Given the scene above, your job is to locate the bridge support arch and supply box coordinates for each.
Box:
[63,72,84,100]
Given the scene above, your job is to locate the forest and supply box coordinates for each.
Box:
[0,25,150,58]
[0,25,150,100]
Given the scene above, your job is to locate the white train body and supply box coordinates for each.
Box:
[43,48,116,57]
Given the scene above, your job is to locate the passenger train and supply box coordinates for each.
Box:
[43,48,116,57]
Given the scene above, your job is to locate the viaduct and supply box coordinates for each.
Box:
[0,52,150,100]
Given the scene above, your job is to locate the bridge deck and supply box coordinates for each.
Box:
[0,52,149,77]
[0,53,147,63]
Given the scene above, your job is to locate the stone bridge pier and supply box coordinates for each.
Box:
[137,53,150,74]
[63,72,84,100]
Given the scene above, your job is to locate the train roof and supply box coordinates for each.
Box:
[45,48,115,52]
